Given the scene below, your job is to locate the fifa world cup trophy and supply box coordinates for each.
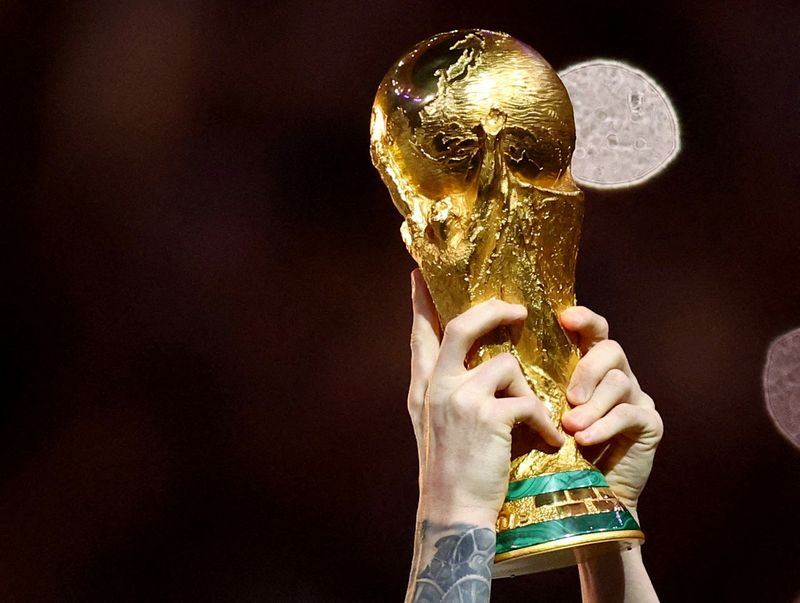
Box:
[370,30,644,576]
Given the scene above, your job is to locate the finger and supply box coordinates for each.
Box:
[409,269,440,416]
[559,306,609,354]
[437,299,527,375]
[493,396,565,448]
[566,339,633,405]
[562,369,632,433]
[574,403,663,447]
[466,352,533,398]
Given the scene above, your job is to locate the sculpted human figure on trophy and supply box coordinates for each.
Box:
[371,30,649,578]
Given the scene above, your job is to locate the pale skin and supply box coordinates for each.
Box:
[405,269,663,603]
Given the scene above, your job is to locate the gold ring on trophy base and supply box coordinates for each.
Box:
[492,530,645,578]
[497,486,622,530]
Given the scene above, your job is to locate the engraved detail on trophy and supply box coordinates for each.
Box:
[371,29,644,576]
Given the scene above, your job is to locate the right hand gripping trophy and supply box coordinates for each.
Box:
[371,30,644,576]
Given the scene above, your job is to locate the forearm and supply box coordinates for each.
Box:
[405,508,497,603]
[577,544,658,603]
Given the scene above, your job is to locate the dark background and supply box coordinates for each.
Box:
[3,1,799,601]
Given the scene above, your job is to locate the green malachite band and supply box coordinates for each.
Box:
[495,510,640,555]
[505,469,608,501]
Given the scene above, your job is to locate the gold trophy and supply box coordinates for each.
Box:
[370,30,644,577]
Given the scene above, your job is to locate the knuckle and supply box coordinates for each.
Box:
[476,403,495,425]
[606,368,630,388]
[653,410,664,440]
[530,399,548,421]
[494,352,518,371]
[652,410,665,438]
[600,339,626,362]
[639,392,656,410]
[443,318,466,340]
[614,403,636,421]
[449,387,474,412]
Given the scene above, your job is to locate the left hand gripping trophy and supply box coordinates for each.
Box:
[370,30,644,576]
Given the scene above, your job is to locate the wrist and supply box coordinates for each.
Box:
[576,541,642,565]
[577,544,658,603]
[418,496,499,531]
[418,503,498,531]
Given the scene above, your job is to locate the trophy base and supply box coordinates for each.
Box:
[492,529,644,578]
[492,468,644,578]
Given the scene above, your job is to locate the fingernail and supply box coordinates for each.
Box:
[577,427,594,444]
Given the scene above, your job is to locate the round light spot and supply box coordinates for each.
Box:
[763,327,800,450]
[559,60,681,189]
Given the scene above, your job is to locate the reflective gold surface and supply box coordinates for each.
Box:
[370,29,588,480]
[371,32,644,571]
[497,487,622,531]
[492,531,645,576]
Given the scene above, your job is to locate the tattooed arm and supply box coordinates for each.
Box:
[409,522,495,602]
[405,271,563,602]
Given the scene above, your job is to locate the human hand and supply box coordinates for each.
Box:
[559,307,663,520]
[408,270,564,526]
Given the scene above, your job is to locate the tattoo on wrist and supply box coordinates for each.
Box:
[412,522,495,603]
